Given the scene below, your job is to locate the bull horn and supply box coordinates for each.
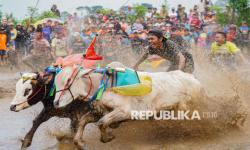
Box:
[20,72,23,77]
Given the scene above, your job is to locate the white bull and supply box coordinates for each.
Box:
[53,63,205,147]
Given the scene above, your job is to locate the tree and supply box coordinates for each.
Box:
[134,5,147,18]
[210,5,230,25]
[229,0,250,25]
[27,6,39,18]
[91,5,103,13]
[37,11,58,20]
[76,6,89,17]
[97,8,112,15]
[213,0,250,25]
[0,5,2,20]
[141,3,153,9]
[61,11,70,20]
[82,6,92,14]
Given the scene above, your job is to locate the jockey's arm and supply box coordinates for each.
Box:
[176,52,186,70]
[133,52,149,70]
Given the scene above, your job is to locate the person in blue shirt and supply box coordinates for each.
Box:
[42,20,53,43]
[239,21,249,40]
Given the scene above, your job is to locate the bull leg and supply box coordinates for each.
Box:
[55,118,78,142]
[73,112,96,150]
[97,108,129,143]
[70,117,78,133]
[21,109,51,149]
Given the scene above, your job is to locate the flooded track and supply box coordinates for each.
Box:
[1,58,250,150]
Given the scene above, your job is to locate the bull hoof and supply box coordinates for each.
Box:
[21,139,31,149]
[73,139,87,150]
[100,134,115,143]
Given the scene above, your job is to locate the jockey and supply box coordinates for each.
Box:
[133,29,194,73]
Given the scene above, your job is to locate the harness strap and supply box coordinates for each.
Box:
[81,76,93,100]
[16,85,44,106]
[57,67,80,101]
[27,86,44,101]
[56,67,94,104]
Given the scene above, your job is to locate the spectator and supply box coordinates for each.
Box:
[169,8,177,18]
[190,13,201,28]
[0,26,8,65]
[51,4,61,17]
[0,17,11,47]
[51,30,69,59]
[15,24,25,55]
[22,28,52,71]
[160,5,168,18]
[42,20,53,43]
[9,22,17,50]
[132,19,144,32]
[113,18,122,34]
[239,21,249,41]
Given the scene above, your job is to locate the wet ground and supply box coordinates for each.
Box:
[1,58,250,150]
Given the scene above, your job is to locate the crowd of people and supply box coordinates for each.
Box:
[0,0,249,72]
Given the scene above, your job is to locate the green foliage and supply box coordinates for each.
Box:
[127,14,137,22]
[6,13,19,25]
[91,5,103,13]
[21,8,59,27]
[0,11,2,21]
[210,5,229,25]
[27,6,39,18]
[37,11,58,20]
[133,5,148,18]
[229,0,250,25]
[213,0,250,25]
[0,4,2,19]
[96,8,112,15]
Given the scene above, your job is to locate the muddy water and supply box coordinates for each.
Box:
[1,54,250,150]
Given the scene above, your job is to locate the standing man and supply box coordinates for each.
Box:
[0,17,11,46]
[0,26,8,65]
[51,30,69,59]
[22,29,52,71]
[42,20,53,43]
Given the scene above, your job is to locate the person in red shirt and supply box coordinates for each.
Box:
[190,13,201,28]
[226,25,237,42]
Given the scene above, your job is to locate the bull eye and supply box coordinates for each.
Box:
[24,88,31,97]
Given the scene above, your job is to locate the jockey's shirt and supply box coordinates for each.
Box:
[148,39,194,73]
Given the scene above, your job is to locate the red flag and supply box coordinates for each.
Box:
[85,36,103,60]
